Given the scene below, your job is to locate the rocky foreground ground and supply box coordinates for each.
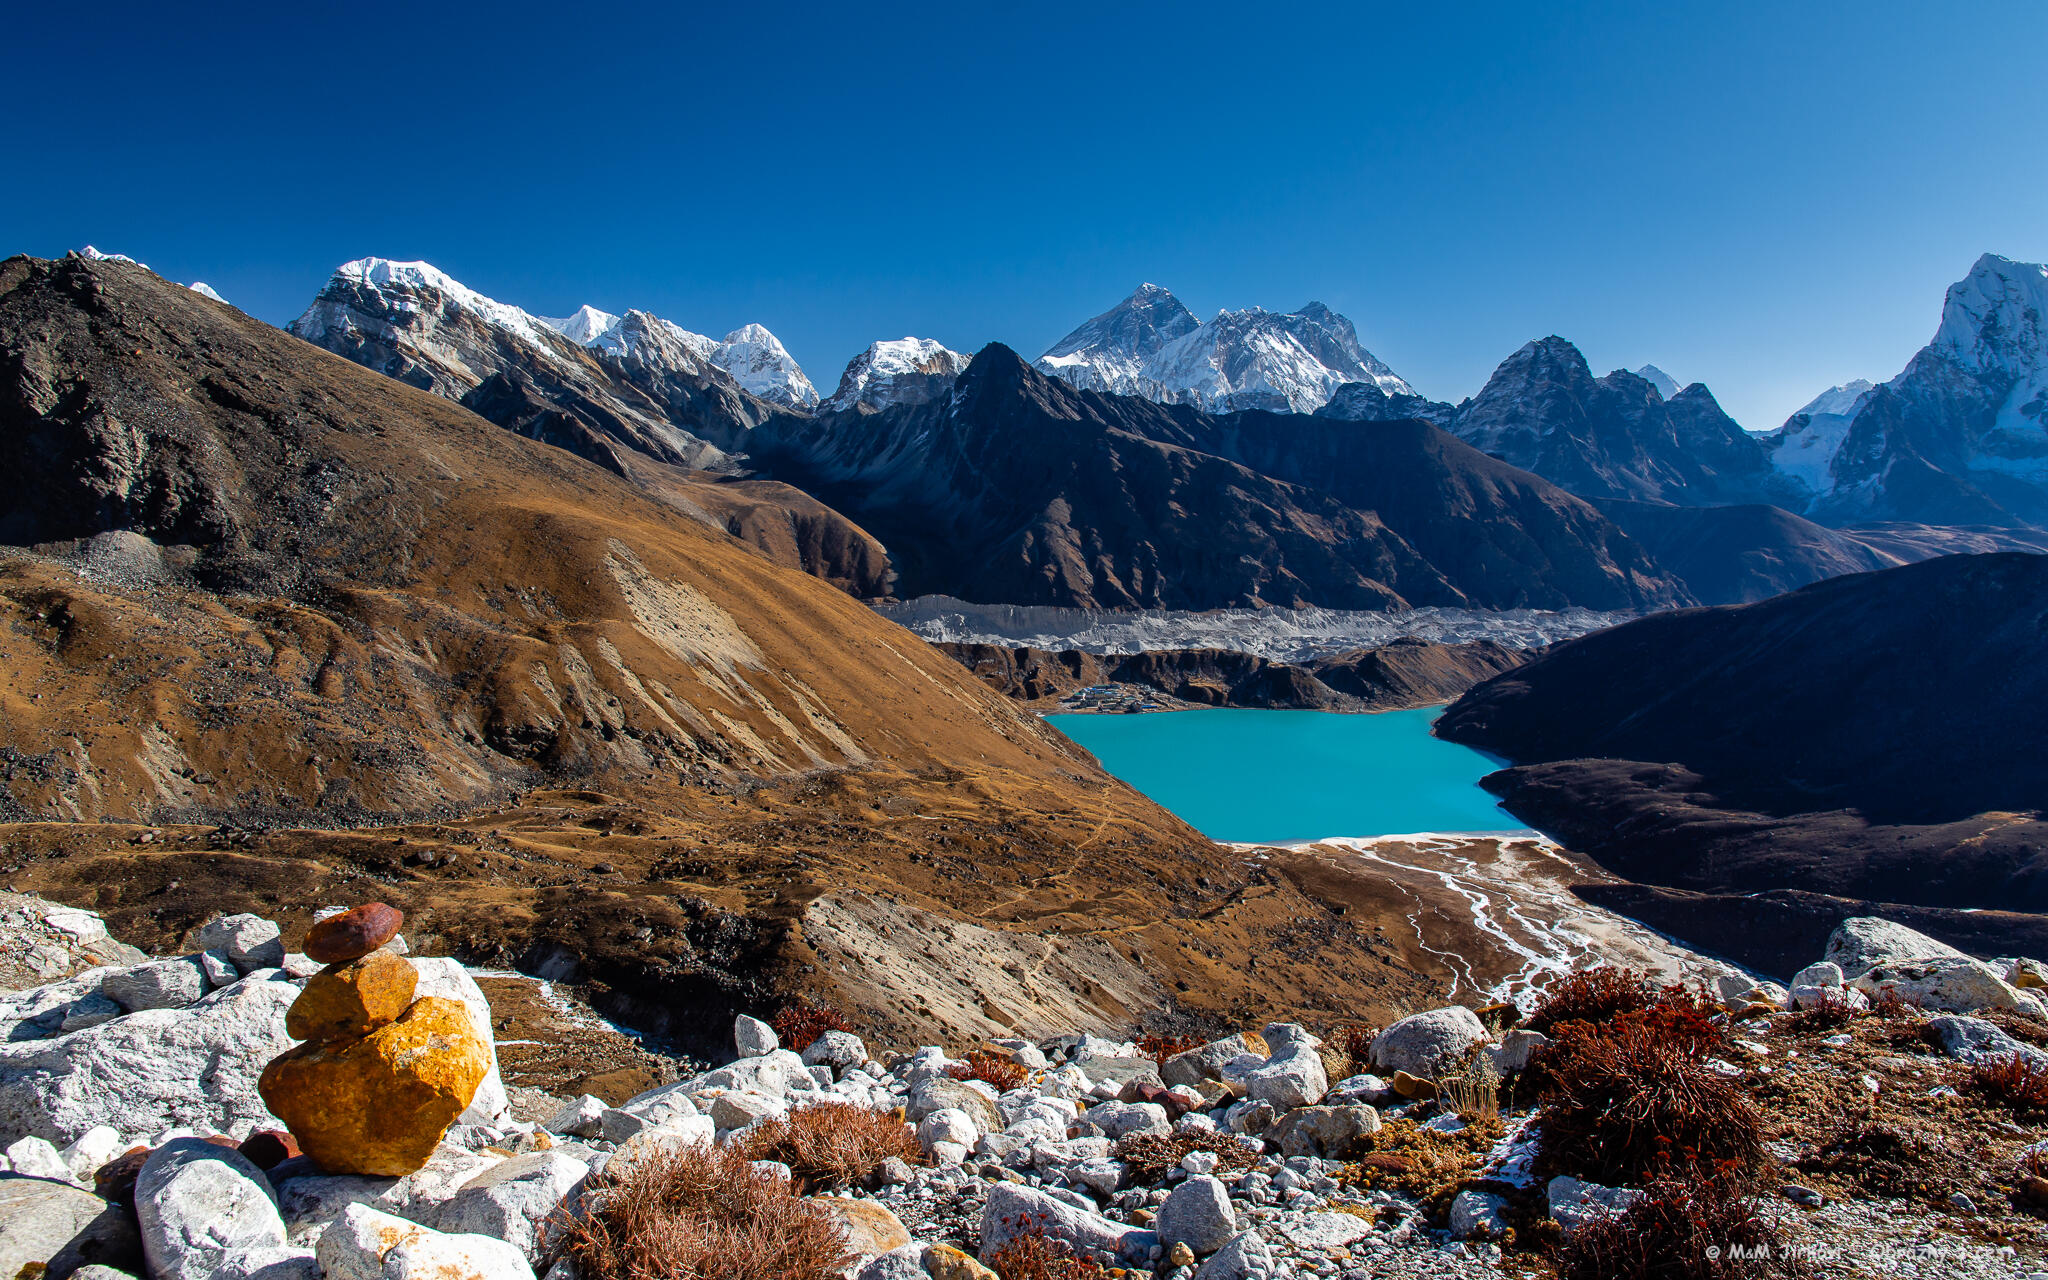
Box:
[8,896,2048,1279]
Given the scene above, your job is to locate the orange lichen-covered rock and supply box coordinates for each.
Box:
[285,950,419,1044]
[259,996,488,1175]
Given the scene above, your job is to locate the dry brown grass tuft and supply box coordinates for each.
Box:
[1556,1177,1813,1280]
[1338,1114,1505,1215]
[1793,1119,1966,1204]
[769,998,854,1054]
[546,1141,850,1280]
[1969,1052,2048,1112]
[735,1103,922,1192]
[1438,1053,1501,1123]
[1111,1132,1259,1184]
[986,1228,1105,1280]
[1333,1023,1378,1073]
[1529,1000,1760,1186]
[950,1050,1030,1093]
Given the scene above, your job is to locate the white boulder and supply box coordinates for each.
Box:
[1370,1006,1486,1078]
[135,1138,288,1280]
[436,1150,589,1261]
[317,1203,534,1280]
[190,915,286,973]
[1825,917,1968,979]
[0,969,298,1145]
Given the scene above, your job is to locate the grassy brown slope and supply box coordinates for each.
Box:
[0,254,1437,1052]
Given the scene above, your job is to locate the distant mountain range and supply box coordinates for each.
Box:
[238,249,2048,612]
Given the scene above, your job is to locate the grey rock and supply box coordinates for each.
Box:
[908,1077,1003,1132]
[1547,1175,1643,1237]
[801,1030,868,1071]
[1160,1035,1255,1089]
[408,958,509,1127]
[1791,961,1844,989]
[709,1091,785,1131]
[317,1203,535,1280]
[134,1138,286,1280]
[1157,1175,1237,1254]
[1850,955,2041,1015]
[1825,917,1969,979]
[197,950,241,988]
[7,1134,74,1181]
[1081,1100,1169,1139]
[1263,1105,1381,1159]
[437,1150,590,1261]
[1370,1006,1486,1078]
[1244,1045,1328,1109]
[734,1014,778,1057]
[855,1243,927,1280]
[1,1175,141,1280]
[102,958,207,1013]
[58,991,125,1034]
[978,1182,1141,1263]
[1190,1229,1273,1280]
[1449,1189,1509,1240]
[190,915,286,972]
[1925,1015,2048,1067]
[214,1245,321,1279]
[687,1049,810,1100]
[598,1108,651,1143]
[542,1094,607,1138]
[1072,1055,1163,1091]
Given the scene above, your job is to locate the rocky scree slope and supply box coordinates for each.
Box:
[1437,551,2048,918]
[8,896,2048,1280]
[0,253,1450,1053]
[751,346,1691,613]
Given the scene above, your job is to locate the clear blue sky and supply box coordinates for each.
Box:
[8,1,2044,429]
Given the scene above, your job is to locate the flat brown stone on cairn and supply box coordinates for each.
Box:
[285,950,418,1043]
[304,903,405,964]
[260,995,490,1176]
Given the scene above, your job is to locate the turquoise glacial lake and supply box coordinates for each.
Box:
[1044,706,1524,843]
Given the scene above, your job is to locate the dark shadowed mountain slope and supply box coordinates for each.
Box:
[1439,552,2048,823]
[750,346,1692,613]
[1436,552,2048,913]
[1447,336,1793,507]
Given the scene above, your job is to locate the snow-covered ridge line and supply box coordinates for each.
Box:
[874,596,1631,661]
[1036,285,1414,414]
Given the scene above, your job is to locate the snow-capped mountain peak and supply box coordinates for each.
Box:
[1791,379,1876,421]
[541,304,621,347]
[76,245,145,267]
[1634,365,1681,399]
[1931,253,2048,378]
[712,323,819,411]
[824,338,971,413]
[188,282,228,304]
[1036,287,1412,414]
[319,257,567,356]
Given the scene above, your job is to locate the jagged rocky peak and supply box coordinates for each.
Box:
[1767,380,1876,495]
[1635,365,1681,399]
[823,336,972,413]
[540,305,817,410]
[1793,379,1877,420]
[1314,381,1456,427]
[1036,286,1413,414]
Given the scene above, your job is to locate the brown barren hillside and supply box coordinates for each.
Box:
[0,253,1439,1054]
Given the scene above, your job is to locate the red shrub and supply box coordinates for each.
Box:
[1530,1001,1757,1185]
[769,998,854,1054]
[1133,1033,1203,1066]
[949,1050,1029,1092]
[987,1227,1105,1280]
[1970,1052,2048,1111]
[1526,966,1659,1034]
[1557,1177,1813,1280]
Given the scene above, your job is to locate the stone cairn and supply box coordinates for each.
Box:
[257,904,489,1176]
